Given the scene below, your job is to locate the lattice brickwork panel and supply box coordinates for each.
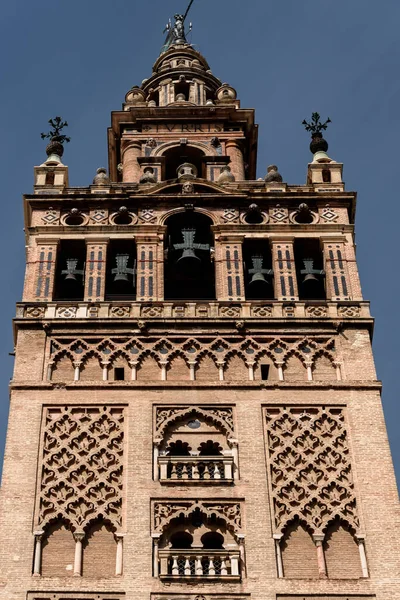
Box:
[37,406,125,531]
[264,406,359,534]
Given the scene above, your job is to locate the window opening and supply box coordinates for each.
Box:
[295,238,326,300]
[45,171,55,185]
[114,367,125,381]
[322,169,331,182]
[54,240,86,301]
[164,145,205,180]
[105,240,136,301]
[164,212,215,300]
[260,364,270,380]
[243,239,274,300]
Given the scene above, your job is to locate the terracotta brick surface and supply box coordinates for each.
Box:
[1,40,399,600]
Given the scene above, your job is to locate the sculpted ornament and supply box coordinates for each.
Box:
[264,406,359,534]
[37,406,124,531]
[153,500,242,534]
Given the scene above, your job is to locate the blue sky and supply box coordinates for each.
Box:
[0,0,399,489]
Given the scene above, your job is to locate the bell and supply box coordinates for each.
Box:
[249,271,271,286]
[61,258,84,282]
[176,247,201,264]
[248,256,273,288]
[302,272,319,284]
[300,258,324,286]
[114,271,129,283]
[174,229,210,270]
[112,254,136,285]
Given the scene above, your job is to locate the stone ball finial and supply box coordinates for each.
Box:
[140,167,157,184]
[310,132,329,154]
[217,165,235,184]
[265,165,283,183]
[92,167,110,185]
[177,162,198,180]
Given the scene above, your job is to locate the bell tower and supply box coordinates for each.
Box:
[0,9,398,600]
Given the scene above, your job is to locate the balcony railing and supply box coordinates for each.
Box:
[158,455,234,483]
[159,549,241,580]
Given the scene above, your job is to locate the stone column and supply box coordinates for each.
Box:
[27,239,59,302]
[122,141,142,182]
[153,439,161,481]
[215,235,245,301]
[321,237,353,300]
[228,438,239,480]
[136,234,164,301]
[84,239,109,302]
[152,534,161,577]
[73,362,81,381]
[273,534,284,578]
[33,531,44,576]
[73,532,85,576]
[226,140,245,180]
[270,237,298,301]
[356,535,369,577]
[313,534,327,578]
[115,533,124,575]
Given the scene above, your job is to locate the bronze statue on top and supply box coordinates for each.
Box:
[162,0,195,52]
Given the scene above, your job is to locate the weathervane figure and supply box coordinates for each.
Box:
[162,0,195,52]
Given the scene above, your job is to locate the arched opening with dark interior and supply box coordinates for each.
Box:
[164,145,205,180]
[295,238,326,300]
[243,239,274,300]
[322,169,331,183]
[54,240,86,301]
[170,531,193,549]
[164,211,215,300]
[105,239,136,301]
[201,531,224,549]
[166,440,192,456]
[198,440,223,456]
[174,80,191,102]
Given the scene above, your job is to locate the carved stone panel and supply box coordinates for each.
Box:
[264,406,359,535]
[36,405,125,531]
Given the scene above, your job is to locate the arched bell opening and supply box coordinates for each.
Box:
[295,238,326,300]
[243,239,274,300]
[164,145,205,180]
[54,240,86,301]
[105,239,137,301]
[164,212,215,300]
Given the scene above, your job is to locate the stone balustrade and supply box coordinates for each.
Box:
[158,548,241,580]
[158,455,234,483]
[18,300,371,321]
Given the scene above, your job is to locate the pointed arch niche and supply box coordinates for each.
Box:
[154,406,238,483]
[152,501,243,581]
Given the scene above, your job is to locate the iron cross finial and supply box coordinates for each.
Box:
[302,113,331,135]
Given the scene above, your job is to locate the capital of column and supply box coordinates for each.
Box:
[121,139,142,156]
[33,530,45,540]
[73,531,85,542]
